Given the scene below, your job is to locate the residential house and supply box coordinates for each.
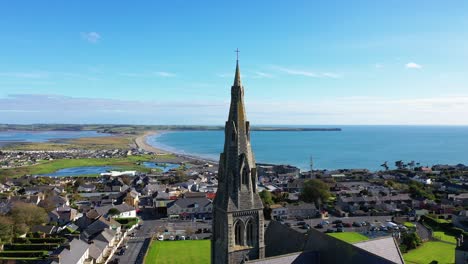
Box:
[123,189,140,208]
[270,204,288,220]
[286,203,318,219]
[48,205,79,225]
[167,197,213,220]
[95,203,137,218]
[51,238,89,264]
[77,184,96,193]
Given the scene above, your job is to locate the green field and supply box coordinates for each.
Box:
[328,232,369,244]
[403,241,455,264]
[404,222,416,228]
[145,240,210,264]
[433,231,457,244]
[0,154,175,178]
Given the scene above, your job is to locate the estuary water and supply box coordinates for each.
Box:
[146,126,468,171]
[0,130,109,146]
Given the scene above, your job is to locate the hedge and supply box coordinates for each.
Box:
[422,215,468,238]
[0,251,48,258]
[13,237,66,244]
[4,243,61,251]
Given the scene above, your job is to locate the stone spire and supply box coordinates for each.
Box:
[234,60,242,87]
[212,58,265,264]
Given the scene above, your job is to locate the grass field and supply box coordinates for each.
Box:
[4,135,134,151]
[404,222,416,228]
[433,231,457,244]
[145,240,210,264]
[328,232,369,244]
[403,241,455,264]
[0,154,175,178]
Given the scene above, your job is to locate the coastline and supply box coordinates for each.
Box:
[135,131,218,165]
[134,131,169,154]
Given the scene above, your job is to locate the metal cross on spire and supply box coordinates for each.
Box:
[235,48,240,60]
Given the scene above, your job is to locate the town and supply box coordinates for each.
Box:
[0,141,467,263]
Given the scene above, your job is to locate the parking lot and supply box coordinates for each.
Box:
[279,215,404,235]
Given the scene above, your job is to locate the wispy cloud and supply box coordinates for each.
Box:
[252,71,274,79]
[155,71,176,77]
[272,66,341,78]
[405,62,422,69]
[375,63,384,69]
[81,32,101,43]
[120,71,177,78]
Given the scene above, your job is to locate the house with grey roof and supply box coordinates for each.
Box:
[167,197,212,219]
[94,203,136,218]
[51,238,89,264]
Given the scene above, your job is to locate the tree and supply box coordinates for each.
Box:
[300,179,330,208]
[108,208,121,216]
[10,202,48,235]
[259,190,273,206]
[0,216,14,244]
[401,232,422,251]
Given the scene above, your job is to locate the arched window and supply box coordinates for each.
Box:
[234,221,244,246]
[246,219,254,246]
[242,167,250,187]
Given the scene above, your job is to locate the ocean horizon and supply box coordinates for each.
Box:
[146,125,468,171]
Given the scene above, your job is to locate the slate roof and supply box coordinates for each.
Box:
[168,197,212,209]
[95,203,135,216]
[57,239,89,264]
[262,221,400,264]
[353,236,404,264]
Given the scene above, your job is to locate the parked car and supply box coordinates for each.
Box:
[336,227,344,232]
[325,229,335,233]
[300,224,311,230]
[297,221,306,226]
[332,219,343,224]
[169,236,175,241]
[284,222,292,227]
[315,224,324,229]
[343,223,352,228]
[352,222,362,227]
[157,235,164,241]
[320,220,330,225]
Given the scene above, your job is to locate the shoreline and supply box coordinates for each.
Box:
[135,131,218,165]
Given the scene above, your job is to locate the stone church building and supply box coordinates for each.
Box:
[211,59,404,264]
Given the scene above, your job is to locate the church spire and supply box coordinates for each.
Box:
[233,48,241,86]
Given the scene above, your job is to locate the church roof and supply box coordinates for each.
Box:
[353,236,404,264]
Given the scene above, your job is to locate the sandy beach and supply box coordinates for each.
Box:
[134,131,169,154]
[135,131,218,165]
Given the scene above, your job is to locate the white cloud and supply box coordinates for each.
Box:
[154,71,176,77]
[272,66,340,78]
[81,32,101,43]
[405,62,422,69]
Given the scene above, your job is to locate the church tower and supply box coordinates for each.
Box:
[212,56,265,264]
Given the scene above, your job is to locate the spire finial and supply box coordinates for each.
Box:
[233,51,241,86]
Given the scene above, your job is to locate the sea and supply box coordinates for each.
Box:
[0,130,109,146]
[146,126,468,171]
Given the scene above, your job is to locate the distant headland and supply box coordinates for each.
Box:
[0,124,341,134]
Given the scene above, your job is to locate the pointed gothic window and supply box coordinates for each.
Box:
[242,167,250,187]
[246,219,254,246]
[234,221,244,246]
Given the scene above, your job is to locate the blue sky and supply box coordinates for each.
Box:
[1,1,468,125]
